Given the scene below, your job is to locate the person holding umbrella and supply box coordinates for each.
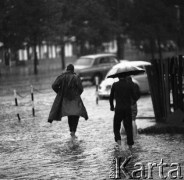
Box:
[108,62,143,151]
[120,76,140,140]
[48,64,88,139]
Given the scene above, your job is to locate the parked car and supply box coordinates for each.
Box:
[74,54,118,84]
[98,60,151,98]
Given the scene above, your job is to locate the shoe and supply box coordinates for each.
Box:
[114,144,123,152]
[48,119,53,123]
[70,132,77,139]
[114,144,119,150]
[118,145,124,152]
[116,140,123,152]
[128,145,133,152]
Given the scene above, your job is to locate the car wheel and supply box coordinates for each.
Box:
[93,74,102,85]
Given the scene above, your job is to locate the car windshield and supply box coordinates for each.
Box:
[74,58,94,66]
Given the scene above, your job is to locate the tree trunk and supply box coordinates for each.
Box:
[39,44,42,60]
[149,38,155,59]
[80,41,86,56]
[33,44,38,75]
[4,48,10,66]
[60,42,65,70]
[157,39,162,60]
[116,35,125,60]
[156,30,162,59]
[26,45,31,60]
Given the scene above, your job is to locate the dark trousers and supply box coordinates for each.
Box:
[68,115,79,132]
[113,108,134,146]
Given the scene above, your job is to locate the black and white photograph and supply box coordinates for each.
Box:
[0,0,184,179]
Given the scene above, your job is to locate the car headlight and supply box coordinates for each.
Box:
[106,85,112,90]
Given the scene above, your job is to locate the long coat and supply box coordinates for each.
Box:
[48,71,88,123]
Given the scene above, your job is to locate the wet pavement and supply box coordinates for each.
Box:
[0,76,184,179]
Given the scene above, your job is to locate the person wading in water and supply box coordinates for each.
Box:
[109,75,139,151]
[48,64,88,138]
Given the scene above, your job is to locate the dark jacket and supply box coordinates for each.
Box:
[109,78,140,111]
[48,71,88,123]
[125,76,140,105]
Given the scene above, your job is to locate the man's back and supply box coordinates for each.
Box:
[109,78,136,110]
[52,71,83,98]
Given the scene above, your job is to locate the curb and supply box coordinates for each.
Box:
[138,124,184,134]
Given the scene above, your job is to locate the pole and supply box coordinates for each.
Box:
[31,85,35,117]
[95,76,99,105]
[14,89,21,121]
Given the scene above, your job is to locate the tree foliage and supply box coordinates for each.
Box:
[0,0,24,50]
[128,0,182,58]
[0,0,184,65]
[65,0,118,54]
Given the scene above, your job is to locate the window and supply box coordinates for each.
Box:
[99,57,110,64]
[74,58,93,66]
[109,57,118,63]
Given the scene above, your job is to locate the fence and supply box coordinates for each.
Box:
[146,55,184,123]
[13,85,48,120]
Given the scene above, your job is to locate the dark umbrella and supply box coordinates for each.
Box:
[107,61,145,78]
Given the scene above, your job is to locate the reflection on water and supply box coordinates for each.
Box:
[109,135,184,180]
[0,87,183,179]
[1,121,183,180]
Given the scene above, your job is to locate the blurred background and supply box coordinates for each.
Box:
[0,0,183,77]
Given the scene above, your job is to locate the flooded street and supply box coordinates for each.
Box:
[1,0,184,178]
[0,76,184,179]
